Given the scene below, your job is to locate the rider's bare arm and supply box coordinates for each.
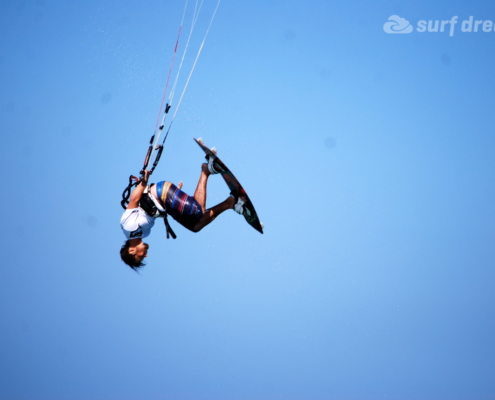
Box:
[127,170,150,209]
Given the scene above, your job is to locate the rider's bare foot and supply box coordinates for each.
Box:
[226,195,236,209]
[201,163,211,177]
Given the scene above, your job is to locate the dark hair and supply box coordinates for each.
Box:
[120,240,146,271]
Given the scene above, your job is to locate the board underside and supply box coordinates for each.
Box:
[194,138,263,234]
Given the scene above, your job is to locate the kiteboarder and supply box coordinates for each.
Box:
[120,158,245,270]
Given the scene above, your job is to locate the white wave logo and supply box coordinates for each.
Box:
[383,15,413,33]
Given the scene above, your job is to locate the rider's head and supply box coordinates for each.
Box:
[120,239,149,270]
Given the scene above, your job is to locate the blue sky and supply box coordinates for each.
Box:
[1,1,495,399]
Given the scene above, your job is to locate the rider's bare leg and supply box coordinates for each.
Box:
[192,196,235,232]
[193,163,210,212]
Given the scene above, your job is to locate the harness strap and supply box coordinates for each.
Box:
[161,212,177,239]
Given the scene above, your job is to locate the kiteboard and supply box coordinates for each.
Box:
[194,138,263,234]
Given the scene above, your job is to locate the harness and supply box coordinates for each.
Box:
[140,186,177,240]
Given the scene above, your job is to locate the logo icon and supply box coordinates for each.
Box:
[383,15,413,34]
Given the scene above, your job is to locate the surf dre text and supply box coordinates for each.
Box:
[384,15,495,37]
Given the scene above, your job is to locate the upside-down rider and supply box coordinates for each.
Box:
[120,155,245,270]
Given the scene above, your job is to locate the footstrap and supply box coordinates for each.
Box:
[230,190,246,215]
[207,155,223,174]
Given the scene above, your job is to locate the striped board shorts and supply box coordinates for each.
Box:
[156,181,203,232]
